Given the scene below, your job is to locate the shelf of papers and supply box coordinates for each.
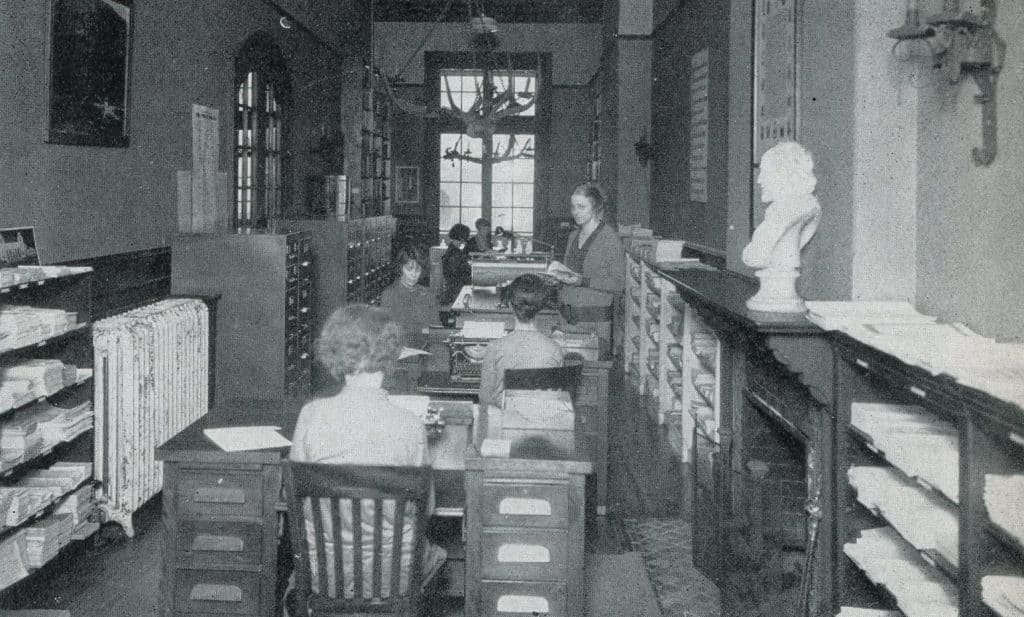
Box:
[0,266,96,592]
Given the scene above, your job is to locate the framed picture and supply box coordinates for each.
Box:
[0,227,40,268]
[46,0,133,147]
[752,0,799,226]
[396,166,420,203]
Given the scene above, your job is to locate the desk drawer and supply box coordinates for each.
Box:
[174,568,260,614]
[479,580,566,616]
[177,470,263,519]
[480,481,568,529]
[176,520,263,567]
[480,528,567,581]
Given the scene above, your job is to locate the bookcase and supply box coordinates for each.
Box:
[0,266,98,591]
[344,215,397,304]
[357,67,391,219]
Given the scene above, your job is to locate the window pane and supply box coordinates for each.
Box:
[440,182,460,206]
[512,155,534,183]
[439,207,460,232]
[461,182,482,207]
[461,160,482,184]
[512,186,534,209]
[492,160,514,182]
[491,208,512,231]
[513,208,533,234]
[462,207,481,227]
[440,157,461,182]
[492,182,513,208]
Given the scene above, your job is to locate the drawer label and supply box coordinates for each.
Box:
[189,583,242,603]
[497,595,550,614]
[191,534,244,553]
[497,544,551,563]
[499,498,551,516]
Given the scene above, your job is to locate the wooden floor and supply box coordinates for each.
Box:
[0,363,703,616]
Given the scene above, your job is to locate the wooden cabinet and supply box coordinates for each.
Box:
[0,266,99,590]
[157,402,299,617]
[464,455,591,617]
[171,232,313,403]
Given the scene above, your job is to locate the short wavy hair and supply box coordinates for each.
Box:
[572,181,610,220]
[508,274,552,322]
[316,304,402,378]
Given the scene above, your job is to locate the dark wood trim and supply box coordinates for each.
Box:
[60,247,171,320]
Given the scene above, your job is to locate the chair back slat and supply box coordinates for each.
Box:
[372,498,384,599]
[329,496,344,598]
[504,364,583,400]
[351,497,364,601]
[284,461,431,615]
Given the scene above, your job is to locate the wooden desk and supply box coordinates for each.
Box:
[155,399,472,617]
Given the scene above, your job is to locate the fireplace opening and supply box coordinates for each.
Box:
[721,395,809,617]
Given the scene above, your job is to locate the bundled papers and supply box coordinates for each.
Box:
[0,530,29,588]
[24,512,73,567]
[0,486,57,527]
[848,465,959,566]
[844,526,957,617]
[1,359,68,397]
[851,403,959,503]
[982,575,1024,617]
[985,474,1024,545]
[55,484,94,526]
[0,378,34,414]
[0,306,80,351]
[19,462,92,494]
[29,401,94,445]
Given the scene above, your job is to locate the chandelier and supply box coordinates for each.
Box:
[381,0,539,164]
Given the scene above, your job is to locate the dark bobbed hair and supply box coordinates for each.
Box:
[448,223,471,243]
[509,274,552,322]
[394,243,425,276]
[572,181,610,220]
[316,304,402,378]
[474,217,491,229]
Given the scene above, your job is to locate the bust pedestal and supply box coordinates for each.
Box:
[746,268,805,313]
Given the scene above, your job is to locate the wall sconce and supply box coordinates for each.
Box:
[634,130,654,166]
[888,0,1006,166]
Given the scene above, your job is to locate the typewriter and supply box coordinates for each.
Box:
[447,337,491,384]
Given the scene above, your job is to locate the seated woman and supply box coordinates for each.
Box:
[289,305,445,596]
[379,243,440,342]
[466,217,493,253]
[478,274,564,409]
[440,223,472,306]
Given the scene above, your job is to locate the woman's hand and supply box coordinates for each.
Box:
[546,260,580,285]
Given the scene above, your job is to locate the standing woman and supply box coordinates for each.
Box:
[548,182,625,355]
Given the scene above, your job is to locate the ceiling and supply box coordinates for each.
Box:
[372,0,603,23]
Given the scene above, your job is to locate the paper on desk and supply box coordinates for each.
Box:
[480,438,511,458]
[389,395,431,420]
[461,320,506,339]
[203,426,291,452]
[546,260,576,276]
[399,347,431,360]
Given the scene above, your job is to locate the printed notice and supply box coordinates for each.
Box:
[191,104,220,230]
[689,48,709,203]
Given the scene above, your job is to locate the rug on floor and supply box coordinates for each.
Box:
[624,517,721,617]
[586,552,663,617]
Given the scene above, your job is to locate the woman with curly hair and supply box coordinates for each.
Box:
[288,304,445,599]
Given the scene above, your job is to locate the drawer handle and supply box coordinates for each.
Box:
[191,534,244,552]
[499,497,551,516]
[194,487,245,504]
[301,260,310,267]
[189,583,242,603]
[496,595,549,614]
[497,544,550,563]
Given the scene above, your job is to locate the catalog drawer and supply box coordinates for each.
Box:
[174,568,260,614]
[480,528,568,581]
[480,481,569,529]
[176,470,263,519]
[176,520,263,568]
[478,580,566,617]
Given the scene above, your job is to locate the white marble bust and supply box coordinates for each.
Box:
[742,141,821,313]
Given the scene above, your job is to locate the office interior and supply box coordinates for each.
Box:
[1,0,1023,616]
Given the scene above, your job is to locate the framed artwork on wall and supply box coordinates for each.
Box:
[752,0,799,225]
[45,0,133,147]
[396,166,420,204]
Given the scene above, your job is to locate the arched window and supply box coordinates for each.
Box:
[234,33,291,229]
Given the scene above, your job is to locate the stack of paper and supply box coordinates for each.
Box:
[0,306,79,351]
[2,359,68,397]
[805,301,936,331]
[24,513,73,567]
[0,486,56,527]
[29,401,94,445]
[985,474,1024,544]
[0,530,29,588]
[19,462,92,495]
[844,526,957,617]
[982,575,1024,617]
[55,484,94,526]
[851,403,959,503]
[0,378,35,414]
[203,426,291,452]
[0,415,43,463]
[848,465,959,566]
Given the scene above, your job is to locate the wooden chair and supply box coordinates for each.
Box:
[503,363,583,400]
[283,461,432,616]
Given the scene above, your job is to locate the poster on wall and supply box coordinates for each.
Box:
[753,0,799,225]
[191,104,220,230]
[0,228,40,268]
[46,0,133,147]
[689,48,710,204]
